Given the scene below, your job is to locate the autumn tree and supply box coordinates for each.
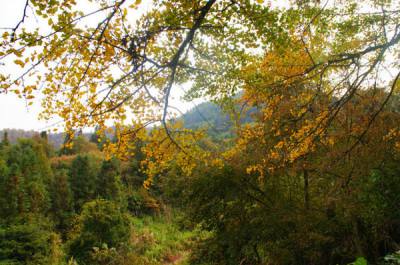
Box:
[1,0,398,169]
[1,1,400,263]
[164,88,400,264]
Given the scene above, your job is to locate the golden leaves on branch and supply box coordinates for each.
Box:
[224,37,336,179]
[141,122,211,189]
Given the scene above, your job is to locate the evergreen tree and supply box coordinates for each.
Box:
[1,131,9,147]
[40,131,48,140]
[0,139,52,220]
[97,158,123,202]
[0,217,63,265]
[0,163,22,219]
[34,131,54,158]
[70,155,100,211]
[51,169,74,234]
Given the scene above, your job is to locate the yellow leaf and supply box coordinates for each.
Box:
[14,59,25,67]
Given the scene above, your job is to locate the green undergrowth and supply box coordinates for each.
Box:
[129,214,210,265]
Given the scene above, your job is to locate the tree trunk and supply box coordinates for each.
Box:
[304,169,310,211]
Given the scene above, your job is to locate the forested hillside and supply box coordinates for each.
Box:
[0,133,203,265]
[0,129,92,149]
[2,94,400,264]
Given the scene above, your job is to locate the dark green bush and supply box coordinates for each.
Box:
[68,199,131,265]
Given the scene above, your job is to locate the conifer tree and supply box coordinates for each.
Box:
[70,155,100,211]
[51,169,74,233]
[1,131,9,147]
[0,140,52,219]
[97,158,123,202]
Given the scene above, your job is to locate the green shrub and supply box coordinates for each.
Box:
[68,199,131,265]
[0,219,64,265]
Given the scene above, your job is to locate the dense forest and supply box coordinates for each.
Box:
[1,0,400,264]
[0,130,200,265]
[1,93,400,264]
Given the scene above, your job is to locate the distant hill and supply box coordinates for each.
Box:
[0,101,254,146]
[182,101,254,139]
[183,102,231,130]
[0,129,92,148]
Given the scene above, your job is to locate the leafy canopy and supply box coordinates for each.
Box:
[1,0,400,179]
